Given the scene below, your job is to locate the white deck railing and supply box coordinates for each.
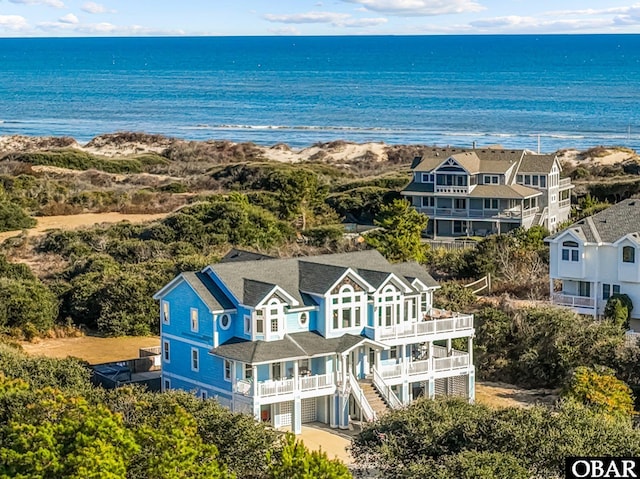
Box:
[377,350,471,380]
[372,367,403,409]
[349,372,377,422]
[551,292,595,308]
[377,312,473,341]
[299,373,333,392]
[434,355,469,372]
[236,373,335,399]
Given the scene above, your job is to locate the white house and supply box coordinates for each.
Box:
[546,198,640,331]
[402,147,574,237]
[154,249,475,434]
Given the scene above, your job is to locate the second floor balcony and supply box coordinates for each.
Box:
[234,372,336,403]
[377,346,471,384]
[371,308,474,343]
[416,206,537,221]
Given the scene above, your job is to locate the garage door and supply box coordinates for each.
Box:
[276,401,292,427]
[301,398,317,423]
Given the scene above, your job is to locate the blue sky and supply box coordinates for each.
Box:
[2,0,640,36]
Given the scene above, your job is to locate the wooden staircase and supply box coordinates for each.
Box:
[358,379,390,418]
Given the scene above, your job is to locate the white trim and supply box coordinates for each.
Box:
[163,333,211,349]
[254,284,300,308]
[153,273,187,300]
[298,312,309,328]
[163,371,233,397]
[244,314,251,335]
[433,156,471,174]
[190,308,199,333]
[224,359,232,382]
[163,377,171,392]
[219,313,231,331]
[162,300,170,325]
[375,273,413,294]
[322,268,375,297]
[613,233,640,247]
[201,265,241,304]
[162,340,170,364]
[191,347,200,372]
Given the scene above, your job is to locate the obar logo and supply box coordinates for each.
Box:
[566,458,639,479]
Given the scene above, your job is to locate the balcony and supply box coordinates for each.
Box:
[559,198,571,209]
[559,177,573,190]
[420,207,537,221]
[550,292,595,309]
[435,185,469,194]
[375,309,474,342]
[377,350,471,382]
[234,373,335,400]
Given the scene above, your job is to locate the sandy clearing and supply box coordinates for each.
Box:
[0,212,169,243]
[475,381,558,409]
[20,335,161,365]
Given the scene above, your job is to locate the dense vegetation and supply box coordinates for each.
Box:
[352,397,640,479]
[0,343,349,479]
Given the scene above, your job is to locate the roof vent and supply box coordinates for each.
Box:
[630,201,636,206]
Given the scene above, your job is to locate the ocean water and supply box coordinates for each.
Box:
[1,35,640,152]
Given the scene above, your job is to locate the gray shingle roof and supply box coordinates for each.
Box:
[207,250,438,307]
[469,184,542,199]
[547,199,640,244]
[210,331,371,364]
[182,272,234,312]
[401,181,435,193]
[220,249,275,263]
[410,148,557,176]
[519,154,558,173]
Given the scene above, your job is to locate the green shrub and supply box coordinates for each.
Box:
[0,278,58,334]
[604,293,633,329]
[0,201,36,232]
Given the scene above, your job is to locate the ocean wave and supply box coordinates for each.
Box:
[179,124,422,133]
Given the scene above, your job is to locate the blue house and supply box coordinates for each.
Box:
[154,250,475,434]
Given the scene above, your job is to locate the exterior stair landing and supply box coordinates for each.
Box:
[358,378,390,417]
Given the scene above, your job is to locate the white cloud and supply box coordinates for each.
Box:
[59,13,78,24]
[263,11,387,28]
[81,2,116,14]
[340,0,485,16]
[35,19,184,36]
[9,0,64,8]
[264,12,351,24]
[268,26,302,35]
[0,14,29,30]
[468,14,622,32]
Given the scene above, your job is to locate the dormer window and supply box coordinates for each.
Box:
[331,283,364,330]
[623,246,636,263]
[562,240,580,262]
[421,173,434,183]
[483,175,499,184]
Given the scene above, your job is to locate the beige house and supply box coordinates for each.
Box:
[401,148,574,237]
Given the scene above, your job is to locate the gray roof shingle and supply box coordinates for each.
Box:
[210,331,371,364]
[207,250,438,307]
[547,199,640,244]
[182,272,234,312]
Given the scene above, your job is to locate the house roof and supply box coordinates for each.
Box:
[401,181,435,193]
[468,184,542,199]
[182,272,234,312]
[410,148,557,176]
[220,249,275,263]
[546,199,640,244]
[210,331,373,364]
[519,154,558,173]
[207,250,438,307]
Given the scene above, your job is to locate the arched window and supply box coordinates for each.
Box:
[378,284,402,327]
[330,283,363,330]
[561,240,580,262]
[623,246,636,263]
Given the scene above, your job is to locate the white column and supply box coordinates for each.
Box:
[467,336,473,365]
[446,338,452,355]
[341,354,347,385]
